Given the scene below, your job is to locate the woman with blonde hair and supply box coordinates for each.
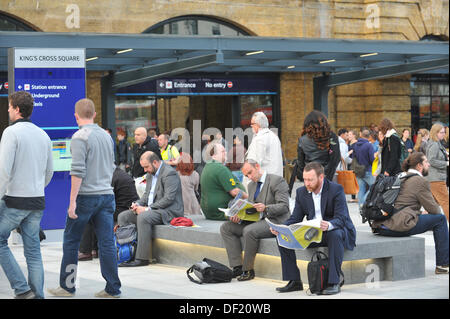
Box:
[425,123,449,221]
[414,128,430,154]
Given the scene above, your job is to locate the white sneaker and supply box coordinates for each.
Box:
[435,265,449,274]
[47,286,75,297]
[94,289,120,298]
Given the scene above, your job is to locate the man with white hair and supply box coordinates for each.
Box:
[246,112,283,177]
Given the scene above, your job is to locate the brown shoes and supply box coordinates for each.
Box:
[78,250,98,261]
[78,252,93,261]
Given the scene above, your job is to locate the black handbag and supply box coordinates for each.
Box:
[306,251,344,295]
[187,258,233,284]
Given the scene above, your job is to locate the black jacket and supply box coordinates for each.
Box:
[112,167,139,214]
[296,131,341,181]
[131,136,162,178]
[116,139,132,166]
[381,133,402,176]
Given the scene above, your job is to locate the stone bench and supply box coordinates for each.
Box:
[152,216,425,284]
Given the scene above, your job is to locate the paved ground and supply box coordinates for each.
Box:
[0,182,448,301]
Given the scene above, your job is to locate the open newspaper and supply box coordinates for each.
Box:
[265,218,323,250]
[219,199,260,222]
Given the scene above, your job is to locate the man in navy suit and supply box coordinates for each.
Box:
[270,162,356,295]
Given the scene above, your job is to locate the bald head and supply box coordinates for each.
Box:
[75,98,96,120]
[134,127,147,145]
[140,151,161,175]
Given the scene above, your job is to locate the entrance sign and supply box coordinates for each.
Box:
[8,48,86,230]
[116,76,278,96]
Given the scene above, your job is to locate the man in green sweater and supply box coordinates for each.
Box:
[200,143,247,220]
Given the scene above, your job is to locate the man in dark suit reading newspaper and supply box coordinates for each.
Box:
[270,162,356,295]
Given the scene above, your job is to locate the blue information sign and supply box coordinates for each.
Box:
[10,48,86,230]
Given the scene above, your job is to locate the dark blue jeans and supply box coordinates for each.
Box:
[377,214,449,266]
[59,194,121,295]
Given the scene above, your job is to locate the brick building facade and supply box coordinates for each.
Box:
[1,0,448,159]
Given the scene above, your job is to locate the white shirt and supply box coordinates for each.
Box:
[147,163,163,206]
[337,136,351,171]
[257,171,267,192]
[407,168,423,177]
[308,181,334,231]
[246,128,283,177]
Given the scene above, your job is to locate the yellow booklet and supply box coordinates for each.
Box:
[265,218,323,249]
[219,199,260,222]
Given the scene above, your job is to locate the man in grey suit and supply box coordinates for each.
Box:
[117,151,184,267]
[220,159,290,281]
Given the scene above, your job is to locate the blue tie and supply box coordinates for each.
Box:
[254,181,262,201]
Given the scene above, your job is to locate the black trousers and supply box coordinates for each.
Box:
[277,228,345,285]
[79,220,97,254]
[79,208,124,253]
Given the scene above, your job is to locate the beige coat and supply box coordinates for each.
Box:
[372,174,441,232]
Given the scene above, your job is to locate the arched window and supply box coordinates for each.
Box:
[0,13,37,139]
[0,12,37,31]
[143,15,251,36]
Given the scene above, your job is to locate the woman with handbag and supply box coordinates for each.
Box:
[425,123,449,221]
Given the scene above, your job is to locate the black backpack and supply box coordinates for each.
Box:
[360,172,418,225]
[307,251,344,295]
[187,258,233,284]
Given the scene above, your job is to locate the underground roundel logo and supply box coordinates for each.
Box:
[227,81,233,88]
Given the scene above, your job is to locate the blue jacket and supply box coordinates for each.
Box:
[285,179,356,251]
[353,138,375,171]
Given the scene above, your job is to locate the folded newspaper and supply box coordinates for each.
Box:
[219,199,260,222]
[265,218,323,250]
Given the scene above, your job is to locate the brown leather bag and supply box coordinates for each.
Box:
[336,160,359,195]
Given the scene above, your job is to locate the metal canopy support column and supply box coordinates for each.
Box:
[111,52,224,89]
[101,72,116,139]
[313,75,330,115]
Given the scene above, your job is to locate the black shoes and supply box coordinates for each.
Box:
[237,269,255,281]
[321,284,341,295]
[232,266,255,281]
[118,259,150,267]
[232,265,243,278]
[276,280,303,293]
